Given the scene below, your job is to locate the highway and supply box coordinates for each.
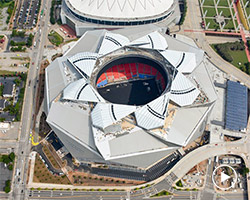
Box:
[11,0,51,199]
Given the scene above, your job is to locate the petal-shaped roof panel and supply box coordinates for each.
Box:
[170,72,200,106]
[68,52,98,77]
[129,31,168,50]
[98,32,130,55]
[135,93,169,130]
[160,50,197,73]
[63,79,105,103]
[91,103,136,129]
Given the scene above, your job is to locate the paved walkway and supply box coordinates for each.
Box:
[28,152,37,185]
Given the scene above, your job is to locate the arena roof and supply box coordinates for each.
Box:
[67,0,174,19]
[45,29,217,168]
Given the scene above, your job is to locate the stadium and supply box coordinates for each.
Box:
[44,29,217,181]
[60,0,181,36]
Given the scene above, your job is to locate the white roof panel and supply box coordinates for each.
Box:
[160,50,197,73]
[109,127,166,157]
[47,101,96,150]
[98,32,130,55]
[170,72,200,106]
[130,31,168,50]
[91,103,136,129]
[166,105,209,146]
[68,52,98,77]
[67,0,174,19]
[135,93,169,130]
[63,78,105,103]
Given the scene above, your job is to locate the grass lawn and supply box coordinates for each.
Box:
[234,19,239,28]
[224,19,235,29]
[205,18,220,29]
[0,70,17,75]
[244,0,250,16]
[33,154,71,184]
[228,49,248,68]
[217,0,229,7]
[211,44,249,70]
[64,38,78,44]
[203,7,217,17]
[10,56,30,61]
[217,7,232,18]
[202,0,214,6]
[0,0,13,8]
[48,31,64,46]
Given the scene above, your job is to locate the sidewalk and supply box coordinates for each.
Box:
[28,152,37,185]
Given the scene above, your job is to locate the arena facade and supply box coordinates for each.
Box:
[60,0,181,36]
[44,29,217,180]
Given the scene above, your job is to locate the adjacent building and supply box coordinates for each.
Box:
[2,82,15,98]
[60,0,181,36]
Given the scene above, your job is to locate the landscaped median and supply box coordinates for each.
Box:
[151,190,172,197]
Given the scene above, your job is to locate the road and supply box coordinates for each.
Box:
[10,0,51,199]
[201,157,215,200]
[25,138,250,200]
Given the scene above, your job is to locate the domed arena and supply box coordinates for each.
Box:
[44,29,217,181]
[61,0,181,36]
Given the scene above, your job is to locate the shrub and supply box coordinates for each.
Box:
[179,0,187,25]
[4,186,10,193]
[176,180,183,187]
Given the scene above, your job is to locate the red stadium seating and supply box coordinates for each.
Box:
[152,67,157,75]
[100,74,106,80]
[130,63,137,76]
[96,62,166,90]
[144,64,151,75]
[138,63,144,73]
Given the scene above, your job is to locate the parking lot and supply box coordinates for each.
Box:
[0,162,12,191]
[13,0,41,29]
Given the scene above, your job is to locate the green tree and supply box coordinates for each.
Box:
[4,180,11,193]
[7,164,13,170]
[26,34,34,47]
[14,78,21,87]
[2,155,11,164]
[241,167,249,176]
[4,186,10,193]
